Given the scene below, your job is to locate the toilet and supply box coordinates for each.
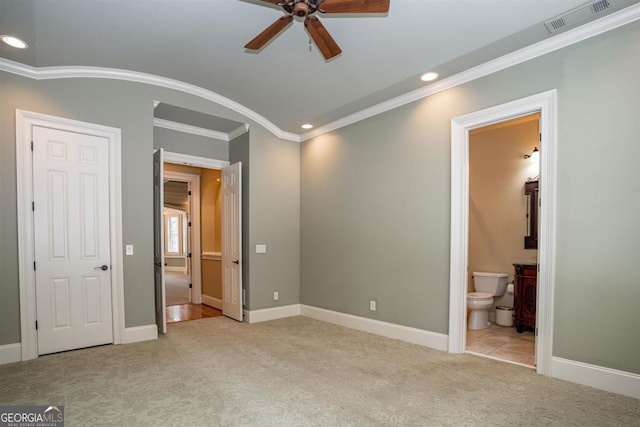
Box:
[467,272,508,330]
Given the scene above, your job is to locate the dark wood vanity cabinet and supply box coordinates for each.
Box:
[513,263,537,333]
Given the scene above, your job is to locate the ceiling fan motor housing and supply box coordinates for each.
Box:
[293,2,309,16]
[282,0,323,17]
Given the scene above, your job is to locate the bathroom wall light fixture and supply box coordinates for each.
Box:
[523,147,539,160]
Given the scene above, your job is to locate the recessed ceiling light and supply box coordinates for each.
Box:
[1,35,28,49]
[421,72,439,82]
[301,124,313,130]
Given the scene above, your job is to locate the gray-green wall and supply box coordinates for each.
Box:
[154,126,229,161]
[244,126,300,310]
[301,21,640,374]
[0,72,300,345]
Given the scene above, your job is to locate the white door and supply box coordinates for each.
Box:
[153,149,166,334]
[222,162,243,321]
[32,126,113,355]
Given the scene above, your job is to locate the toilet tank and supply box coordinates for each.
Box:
[473,272,508,296]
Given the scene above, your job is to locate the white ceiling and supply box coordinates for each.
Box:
[1,0,637,135]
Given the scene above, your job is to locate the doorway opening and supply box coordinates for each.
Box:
[163,164,224,324]
[448,90,557,376]
[465,113,539,367]
[153,149,243,334]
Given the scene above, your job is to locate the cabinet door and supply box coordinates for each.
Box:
[520,277,537,322]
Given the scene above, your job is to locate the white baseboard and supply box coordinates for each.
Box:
[300,305,449,352]
[244,304,301,323]
[122,324,158,344]
[0,343,22,365]
[202,294,222,310]
[552,357,640,399]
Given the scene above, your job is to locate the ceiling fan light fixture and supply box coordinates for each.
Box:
[301,123,314,130]
[421,72,439,82]
[1,35,28,49]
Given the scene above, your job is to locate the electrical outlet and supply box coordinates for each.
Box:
[273,291,279,301]
[369,299,377,312]
[126,244,134,255]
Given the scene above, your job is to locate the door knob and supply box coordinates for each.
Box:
[232,260,240,265]
[95,265,109,271]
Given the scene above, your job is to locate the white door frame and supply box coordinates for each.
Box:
[163,170,202,304]
[448,90,558,376]
[16,109,124,361]
[162,151,230,308]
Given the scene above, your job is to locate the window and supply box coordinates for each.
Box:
[167,216,180,254]
[164,210,186,256]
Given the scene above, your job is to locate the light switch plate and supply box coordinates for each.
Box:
[126,244,134,255]
[256,244,267,254]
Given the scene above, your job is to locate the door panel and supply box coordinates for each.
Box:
[33,125,113,355]
[222,162,243,321]
[153,149,166,334]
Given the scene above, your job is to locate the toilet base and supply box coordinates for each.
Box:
[468,309,490,330]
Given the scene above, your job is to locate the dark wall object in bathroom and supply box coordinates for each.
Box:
[524,180,539,249]
[513,263,537,333]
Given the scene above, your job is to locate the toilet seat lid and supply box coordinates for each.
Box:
[468,292,493,300]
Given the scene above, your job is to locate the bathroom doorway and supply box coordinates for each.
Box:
[465,114,539,367]
[448,90,558,376]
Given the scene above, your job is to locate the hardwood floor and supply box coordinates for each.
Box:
[166,303,222,323]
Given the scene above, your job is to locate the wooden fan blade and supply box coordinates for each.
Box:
[254,0,283,6]
[245,15,293,50]
[320,0,390,14]
[305,17,342,60]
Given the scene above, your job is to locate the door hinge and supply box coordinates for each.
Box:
[189,283,192,289]
[35,320,38,330]
[188,190,192,196]
[32,201,35,211]
[535,327,538,336]
[31,141,34,151]
[33,261,36,271]
[242,288,246,306]
[539,133,541,142]
[188,222,192,227]
[188,252,192,258]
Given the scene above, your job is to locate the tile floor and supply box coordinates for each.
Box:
[466,323,536,367]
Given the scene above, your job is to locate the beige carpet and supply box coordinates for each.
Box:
[1,316,638,426]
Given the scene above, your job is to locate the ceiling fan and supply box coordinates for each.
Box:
[245,0,390,60]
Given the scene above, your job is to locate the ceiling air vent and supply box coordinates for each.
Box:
[544,0,612,33]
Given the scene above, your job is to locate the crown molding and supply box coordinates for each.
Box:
[300,2,640,141]
[153,118,249,142]
[227,123,251,141]
[1,2,638,144]
[0,59,300,143]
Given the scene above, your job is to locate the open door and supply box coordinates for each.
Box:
[153,149,166,334]
[222,162,243,321]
